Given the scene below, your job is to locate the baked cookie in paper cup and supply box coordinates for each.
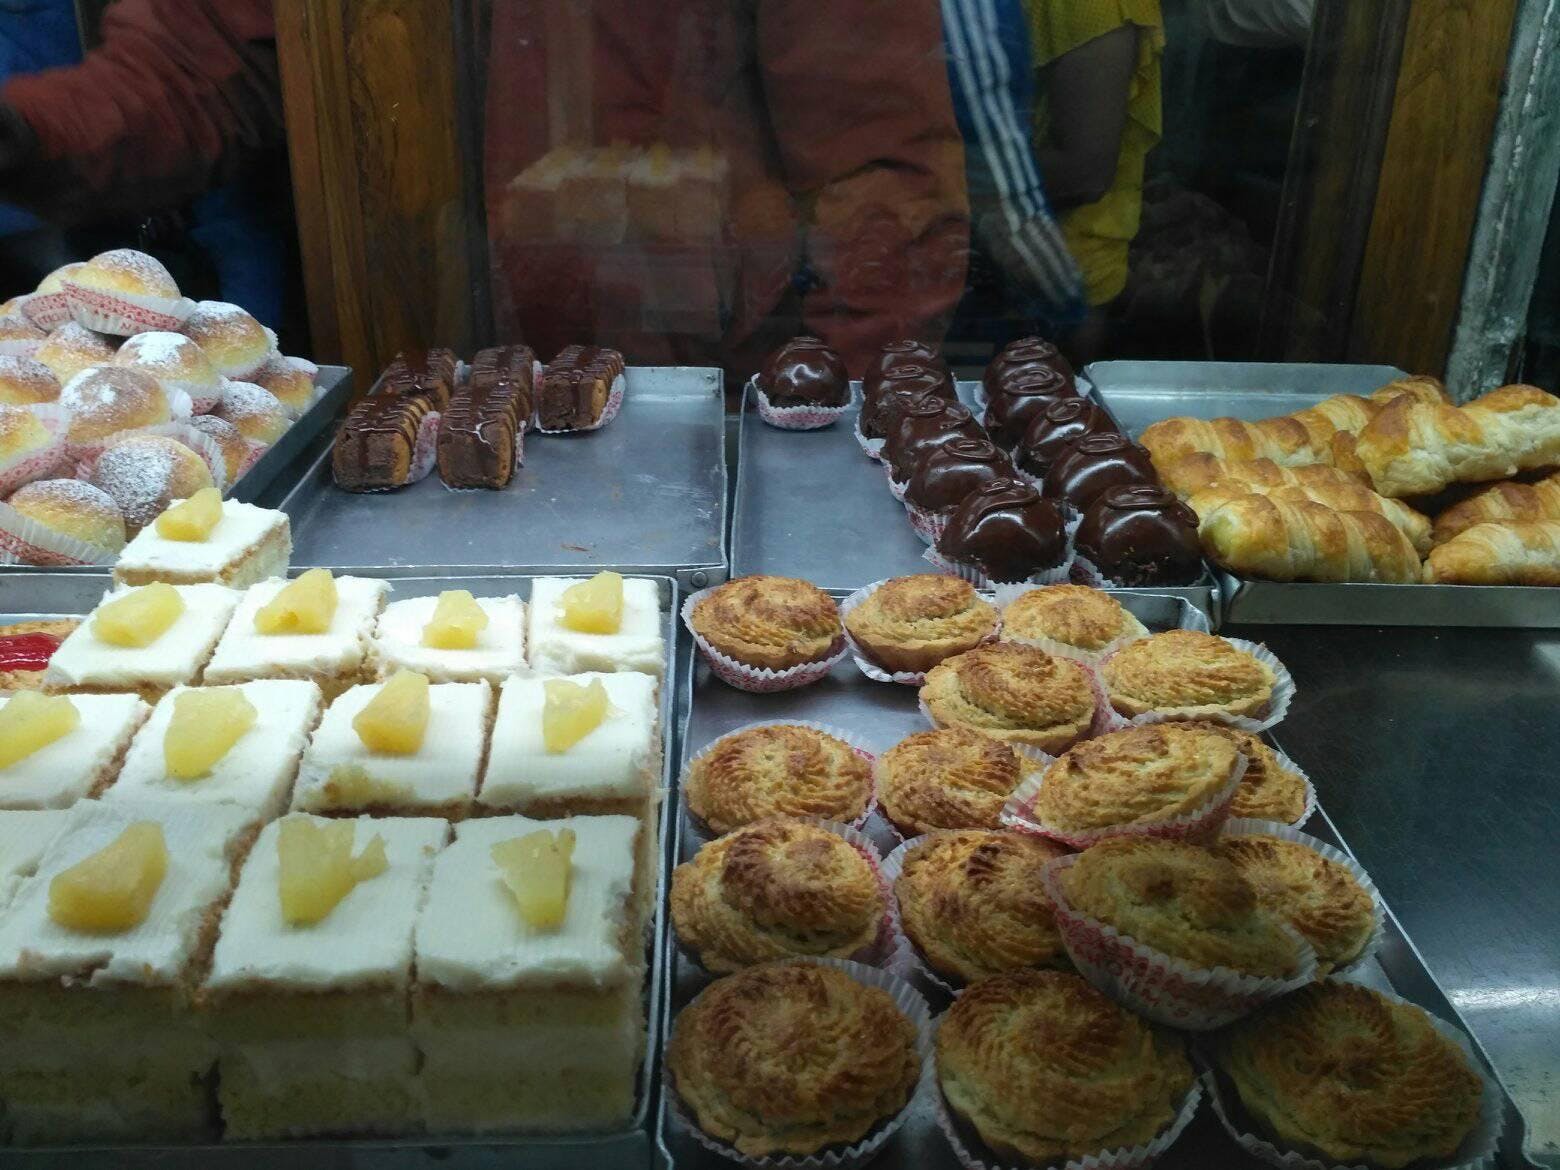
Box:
[682,576,847,693]
[0,403,66,496]
[534,372,624,433]
[671,817,895,976]
[933,970,1203,1170]
[992,582,1152,665]
[841,575,1000,686]
[664,957,932,1169]
[750,377,851,431]
[1199,979,1503,1170]
[1040,845,1317,1030]
[0,479,125,566]
[65,247,196,336]
[1100,630,1295,733]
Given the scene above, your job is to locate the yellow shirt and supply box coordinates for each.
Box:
[1026,0,1164,305]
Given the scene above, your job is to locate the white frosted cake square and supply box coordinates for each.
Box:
[412,813,644,1132]
[0,810,69,912]
[0,692,149,810]
[205,813,449,1139]
[478,672,658,816]
[527,576,664,676]
[373,593,526,684]
[291,680,492,817]
[203,575,388,695]
[42,583,239,698]
[113,499,292,589]
[106,680,323,819]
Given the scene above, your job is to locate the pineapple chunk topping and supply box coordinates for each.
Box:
[154,487,223,542]
[492,828,576,929]
[277,817,388,926]
[48,821,168,932]
[322,764,413,808]
[559,571,624,633]
[421,590,488,649]
[254,568,337,635]
[163,687,257,780]
[352,670,430,754]
[542,678,608,753]
[0,692,79,768]
[92,582,185,647]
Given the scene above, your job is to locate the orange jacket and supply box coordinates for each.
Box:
[484,0,970,376]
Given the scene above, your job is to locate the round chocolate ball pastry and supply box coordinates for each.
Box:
[1042,433,1158,513]
[860,362,957,438]
[863,338,948,399]
[883,400,985,484]
[1017,397,1119,480]
[984,366,1077,449]
[1076,486,1204,586]
[982,336,1076,400]
[904,437,1015,513]
[758,335,849,407]
[936,478,1067,583]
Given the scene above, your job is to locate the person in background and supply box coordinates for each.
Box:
[1024,0,1164,360]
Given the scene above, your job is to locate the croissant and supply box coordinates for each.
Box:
[1197,494,1422,583]
[1188,481,1431,555]
[1139,415,1325,472]
[1158,453,1370,499]
[1432,472,1560,545]
[1356,384,1560,498]
[1371,375,1450,406]
[1423,520,1560,585]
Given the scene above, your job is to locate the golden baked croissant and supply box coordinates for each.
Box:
[1197,494,1422,583]
[1356,383,1560,498]
[1423,519,1560,584]
[1370,375,1450,406]
[1432,472,1560,545]
[1139,414,1325,471]
[1158,453,1369,499]
[1187,481,1431,555]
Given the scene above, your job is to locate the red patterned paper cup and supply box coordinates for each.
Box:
[64,281,194,336]
[853,413,886,460]
[21,291,74,332]
[681,587,849,693]
[751,377,850,431]
[0,403,66,496]
[905,501,948,546]
[0,498,117,566]
[923,543,1074,590]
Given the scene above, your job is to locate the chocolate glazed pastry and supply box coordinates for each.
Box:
[937,478,1068,582]
[863,339,950,400]
[759,336,849,407]
[381,348,457,411]
[1076,486,1204,585]
[1018,398,1119,479]
[983,366,1078,449]
[904,437,1015,512]
[982,336,1076,399]
[1043,433,1159,513]
[539,344,624,429]
[884,401,986,484]
[333,393,433,491]
[437,345,533,488]
[860,363,958,438]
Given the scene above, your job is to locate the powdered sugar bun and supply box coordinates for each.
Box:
[0,313,45,357]
[65,248,193,334]
[0,355,61,405]
[180,300,275,379]
[5,477,126,553]
[250,354,314,416]
[58,366,172,447]
[88,433,214,533]
[114,331,223,413]
[0,403,65,493]
[0,297,23,317]
[214,379,290,444]
[35,322,118,383]
[72,248,180,299]
[22,262,88,330]
[185,414,252,484]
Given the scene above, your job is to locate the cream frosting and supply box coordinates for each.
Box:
[113,499,290,582]
[413,813,639,991]
[372,594,526,683]
[526,577,664,676]
[478,672,656,810]
[0,810,70,910]
[203,575,388,684]
[291,680,491,814]
[207,814,448,992]
[42,582,239,690]
[106,680,322,818]
[0,693,148,809]
[0,798,256,985]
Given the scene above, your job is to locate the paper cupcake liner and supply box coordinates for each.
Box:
[1071,553,1209,595]
[853,413,886,460]
[0,499,117,566]
[935,1042,1204,1170]
[63,282,195,335]
[923,543,1075,590]
[20,291,74,332]
[681,586,849,693]
[0,339,44,359]
[680,720,879,840]
[1103,637,1296,734]
[839,578,1002,687]
[905,502,947,546]
[1197,982,1504,1170]
[1040,853,1317,1030]
[0,403,67,496]
[917,660,1121,757]
[1002,755,1248,851]
[887,472,909,502]
[750,377,851,430]
[533,372,625,433]
[665,957,934,1170]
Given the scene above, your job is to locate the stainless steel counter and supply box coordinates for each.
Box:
[1234,622,1560,1167]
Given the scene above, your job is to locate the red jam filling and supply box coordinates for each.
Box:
[0,634,62,673]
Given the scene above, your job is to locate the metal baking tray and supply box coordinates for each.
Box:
[277,367,728,589]
[729,379,1217,616]
[1088,361,1560,628]
[0,569,678,1170]
[227,364,354,505]
[655,589,1538,1169]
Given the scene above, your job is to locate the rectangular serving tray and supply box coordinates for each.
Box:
[227,364,354,505]
[1087,360,1560,628]
[0,569,679,1170]
[654,590,1538,1170]
[729,379,1217,616]
[276,367,729,589]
